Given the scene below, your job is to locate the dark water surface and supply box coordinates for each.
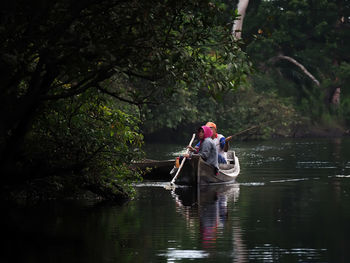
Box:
[3,138,350,263]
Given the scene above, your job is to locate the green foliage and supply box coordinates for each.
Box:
[0,0,251,200]
[24,91,144,198]
[339,97,350,127]
[2,0,349,201]
[337,62,350,96]
[141,79,299,140]
[216,87,300,139]
[243,0,350,129]
[141,0,350,139]
[140,42,252,134]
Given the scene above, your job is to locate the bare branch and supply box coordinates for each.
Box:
[270,55,320,86]
[97,86,138,104]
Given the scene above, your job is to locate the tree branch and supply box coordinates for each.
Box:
[97,86,138,104]
[270,54,320,86]
[41,67,114,100]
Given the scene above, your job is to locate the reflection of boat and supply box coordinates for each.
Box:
[172,151,240,186]
[173,184,240,208]
[172,184,248,262]
[173,184,240,249]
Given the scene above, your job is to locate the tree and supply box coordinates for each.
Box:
[243,0,350,126]
[0,0,249,200]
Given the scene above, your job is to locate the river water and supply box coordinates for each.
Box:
[3,138,350,263]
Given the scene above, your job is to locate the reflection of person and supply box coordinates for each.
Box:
[200,199,218,249]
[185,126,219,172]
[200,192,228,249]
[205,122,232,163]
[173,185,244,257]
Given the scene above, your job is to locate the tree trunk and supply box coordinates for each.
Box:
[331,87,341,105]
[0,65,57,174]
[232,0,250,39]
[326,85,341,106]
[270,55,320,87]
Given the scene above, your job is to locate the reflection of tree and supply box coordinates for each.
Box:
[172,184,248,262]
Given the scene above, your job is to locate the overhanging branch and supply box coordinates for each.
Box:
[270,55,320,87]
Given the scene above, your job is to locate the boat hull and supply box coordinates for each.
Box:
[174,152,240,186]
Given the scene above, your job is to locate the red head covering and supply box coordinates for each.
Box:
[196,125,212,150]
[201,125,213,139]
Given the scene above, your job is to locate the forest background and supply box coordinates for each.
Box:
[1,0,349,201]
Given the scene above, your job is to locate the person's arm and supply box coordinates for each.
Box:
[187,146,195,152]
[184,141,200,157]
[225,136,233,142]
[187,142,200,153]
[219,137,226,150]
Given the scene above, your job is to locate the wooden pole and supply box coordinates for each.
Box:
[170,133,196,185]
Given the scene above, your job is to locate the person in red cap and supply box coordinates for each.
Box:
[205,122,232,163]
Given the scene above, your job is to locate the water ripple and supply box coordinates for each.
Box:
[270,178,309,183]
[158,248,209,260]
[248,245,327,262]
[240,182,265,186]
[296,161,337,169]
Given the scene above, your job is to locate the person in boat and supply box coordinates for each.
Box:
[190,122,231,164]
[206,122,232,164]
[184,125,219,172]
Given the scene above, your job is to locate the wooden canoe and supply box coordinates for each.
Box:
[171,151,240,186]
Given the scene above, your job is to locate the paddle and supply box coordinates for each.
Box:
[223,125,259,152]
[223,121,275,152]
[169,133,196,186]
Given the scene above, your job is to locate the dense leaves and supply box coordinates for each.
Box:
[1,0,349,201]
[244,0,350,127]
[6,91,144,200]
[0,0,250,200]
[141,0,350,140]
